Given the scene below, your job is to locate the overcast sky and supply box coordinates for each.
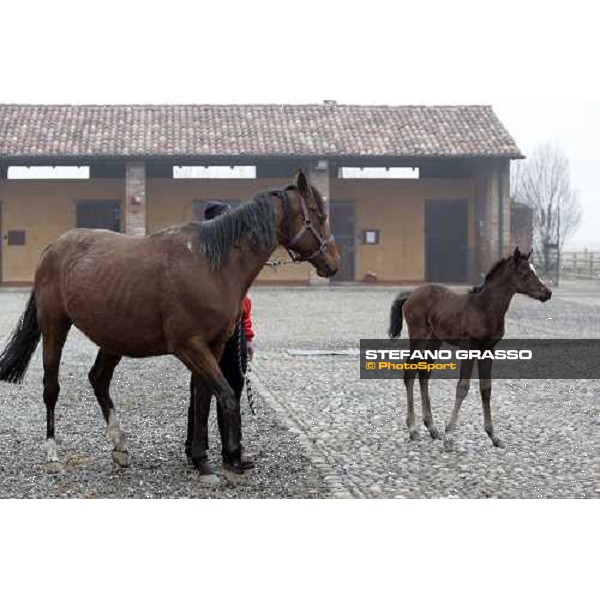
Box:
[2,0,598,249]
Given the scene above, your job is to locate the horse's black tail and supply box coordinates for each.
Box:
[0,292,41,383]
[388,292,410,338]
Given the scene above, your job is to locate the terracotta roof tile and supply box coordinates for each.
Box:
[0,104,522,159]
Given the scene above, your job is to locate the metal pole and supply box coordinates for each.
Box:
[557,201,561,287]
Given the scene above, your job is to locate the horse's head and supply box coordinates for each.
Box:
[510,247,552,302]
[277,171,340,278]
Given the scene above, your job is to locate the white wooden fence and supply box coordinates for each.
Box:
[560,251,600,280]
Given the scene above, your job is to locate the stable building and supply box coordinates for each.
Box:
[0,103,522,285]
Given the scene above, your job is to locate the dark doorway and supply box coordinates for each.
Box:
[329,201,355,282]
[425,199,468,282]
[76,201,121,232]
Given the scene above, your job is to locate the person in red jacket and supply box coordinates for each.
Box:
[241,296,255,361]
[186,201,255,473]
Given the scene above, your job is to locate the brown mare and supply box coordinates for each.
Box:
[388,248,552,450]
[0,171,339,475]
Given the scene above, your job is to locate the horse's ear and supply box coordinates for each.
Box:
[513,247,521,262]
[295,170,309,196]
[526,249,533,260]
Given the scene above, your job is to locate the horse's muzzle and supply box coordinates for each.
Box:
[540,289,552,302]
[322,264,338,278]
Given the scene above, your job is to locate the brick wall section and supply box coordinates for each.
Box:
[500,159,512,255]
[510,201,533,252]
[125,161,146,235]
[471,158,512,281]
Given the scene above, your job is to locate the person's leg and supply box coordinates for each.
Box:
[218,324,254,469]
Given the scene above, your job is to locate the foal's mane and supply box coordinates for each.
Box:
[469,256,512,293]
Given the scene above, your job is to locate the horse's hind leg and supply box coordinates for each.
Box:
[404,337,427,441]
[42,319,71,464]
[404,370,419,440]
[444,357,475,451]
[478,358,505,448]
[88,349,129,467]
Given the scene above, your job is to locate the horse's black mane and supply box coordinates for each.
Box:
[196,190,278,271]
[195,183,326,271]
[469,256,511,293]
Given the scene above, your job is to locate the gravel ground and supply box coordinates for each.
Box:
[0,281,598,498]
[251,280,599,499]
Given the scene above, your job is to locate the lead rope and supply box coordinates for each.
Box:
[245,364,256,415]
[264,257,296,268]
[237,322,256,415]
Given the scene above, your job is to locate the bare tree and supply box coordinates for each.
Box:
[511,141,581,276]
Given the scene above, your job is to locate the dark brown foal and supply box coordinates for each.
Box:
[389,247,552,450]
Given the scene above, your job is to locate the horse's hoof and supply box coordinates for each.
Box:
[197,473,220,486]
[222,460,245,483]
[45,461,64,474]
[492,438,506,449]
[112,450,131,468]
[409,429,420,441]
[429,427,441,440]
[192,457,214,475]
[45,439,60,463]
[443,436,455,452]
[222,469,245,484]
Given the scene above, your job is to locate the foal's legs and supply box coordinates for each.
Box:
[478,357,505,448]
[404,338,426,441]
[419,339,442,440]
[404,369,419,440]
[88,349,130,467]
[444,358,475,451]
[41,318,71,464]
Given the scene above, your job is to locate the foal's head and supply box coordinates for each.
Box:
[277,171,340,278]
[504,247,552,302]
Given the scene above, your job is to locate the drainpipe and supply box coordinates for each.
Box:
[498,161,505,258]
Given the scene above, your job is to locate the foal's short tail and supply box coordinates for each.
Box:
[0,292,41,383]
[388,292,410,338]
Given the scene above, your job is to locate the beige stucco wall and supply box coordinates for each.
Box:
[331,178,476,281]
[0,175,476,284]
[0,177,311,284]
[0,179,124,283]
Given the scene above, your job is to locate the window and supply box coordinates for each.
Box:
[362,229,380,245]
[7,230,26,246]
[339,167,419,179]
[173,166,256,179]
[7,166,90,179]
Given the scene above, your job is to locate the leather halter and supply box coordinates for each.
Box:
[275,188,335,263]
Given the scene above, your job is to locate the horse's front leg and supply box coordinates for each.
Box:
[177,338,242,476]
[478,358,505,448]
[187,374,217,481]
